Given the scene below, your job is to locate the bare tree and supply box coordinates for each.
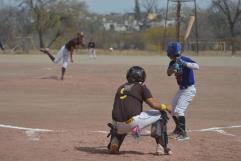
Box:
[211,0,241,54]
[140,0,159,29]
[0,6,17,44]
[18,0,52,48]
[134,0,141,22]
[18,0,87,48]
[140,0,158,14]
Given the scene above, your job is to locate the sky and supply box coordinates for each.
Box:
[81,0,212,14]
[0,0,211,14]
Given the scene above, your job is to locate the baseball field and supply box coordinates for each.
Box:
[0,54,241,161]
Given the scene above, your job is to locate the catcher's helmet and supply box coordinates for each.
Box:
[166,42,181,57]
[126,66,146,83]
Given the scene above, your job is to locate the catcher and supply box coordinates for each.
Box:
[107,66,172,155]
[166,42,199,141]
[40,32,85,80]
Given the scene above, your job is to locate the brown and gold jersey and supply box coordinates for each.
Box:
[65,37,83,51]
[112,83,152,122]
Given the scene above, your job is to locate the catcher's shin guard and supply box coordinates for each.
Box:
[107,123,126,154]
[151,119,169,149]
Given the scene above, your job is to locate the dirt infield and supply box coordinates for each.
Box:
[0,55,241,161]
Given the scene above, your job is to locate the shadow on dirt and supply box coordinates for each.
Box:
[75,146,109,154]
[75,146,145,155]
[40,75,59,80]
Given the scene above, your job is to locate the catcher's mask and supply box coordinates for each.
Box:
[166,42,181,57]
[126,66,146,84]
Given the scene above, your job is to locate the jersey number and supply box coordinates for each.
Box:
[120,88,127,100]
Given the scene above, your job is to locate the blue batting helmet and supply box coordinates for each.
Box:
[166,42,182,57]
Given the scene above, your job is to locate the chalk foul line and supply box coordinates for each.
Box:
[0,124,53,141]
[91,125,241,138]
[0,124,53,132]
[189,125,241,137]
[1,124,240,140]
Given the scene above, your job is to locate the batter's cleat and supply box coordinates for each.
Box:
[168,129,180,139]
[155,144,172,155]
[176,132,190,141]
[108,137,119,154]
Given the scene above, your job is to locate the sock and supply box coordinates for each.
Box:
[178,116,186,133]
[48,53,55,62]
[172,116,178,131]
[61,67,66,80]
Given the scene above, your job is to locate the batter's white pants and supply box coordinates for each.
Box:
[172,85,196,117]
[54,45,70,68]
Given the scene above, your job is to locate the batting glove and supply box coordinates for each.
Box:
[169,62,181,71]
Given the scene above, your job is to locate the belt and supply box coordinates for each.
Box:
[179,85,194,90]
[113,117,134,124]
[125,117,134,124]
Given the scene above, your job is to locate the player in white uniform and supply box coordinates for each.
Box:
[107,66,172,155]
[40,32,85,80]
[88,38,96,59]
[166,42,199,141]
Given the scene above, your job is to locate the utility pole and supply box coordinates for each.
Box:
[163,0,199,54]
[176,0,181,42]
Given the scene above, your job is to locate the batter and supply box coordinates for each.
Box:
[166,42,199,141]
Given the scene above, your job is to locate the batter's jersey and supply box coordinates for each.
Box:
[168,55,196,89]
[112,83,152,122]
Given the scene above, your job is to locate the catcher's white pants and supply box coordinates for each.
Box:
[114,110,162,134]
[54,45,70,68]
[172,85,196,117]
[130,110,163,129]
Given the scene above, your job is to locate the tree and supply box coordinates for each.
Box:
[140,0,159,29]
[134,0,141,22]
[0,6,19,47]
[211,0,241,54]
[18,0,88,48]
[140,0,158,14]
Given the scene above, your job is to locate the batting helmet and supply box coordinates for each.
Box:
[166,42,182,57]
[126,66,146,84]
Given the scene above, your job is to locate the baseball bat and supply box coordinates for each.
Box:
[184,16,195,42]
